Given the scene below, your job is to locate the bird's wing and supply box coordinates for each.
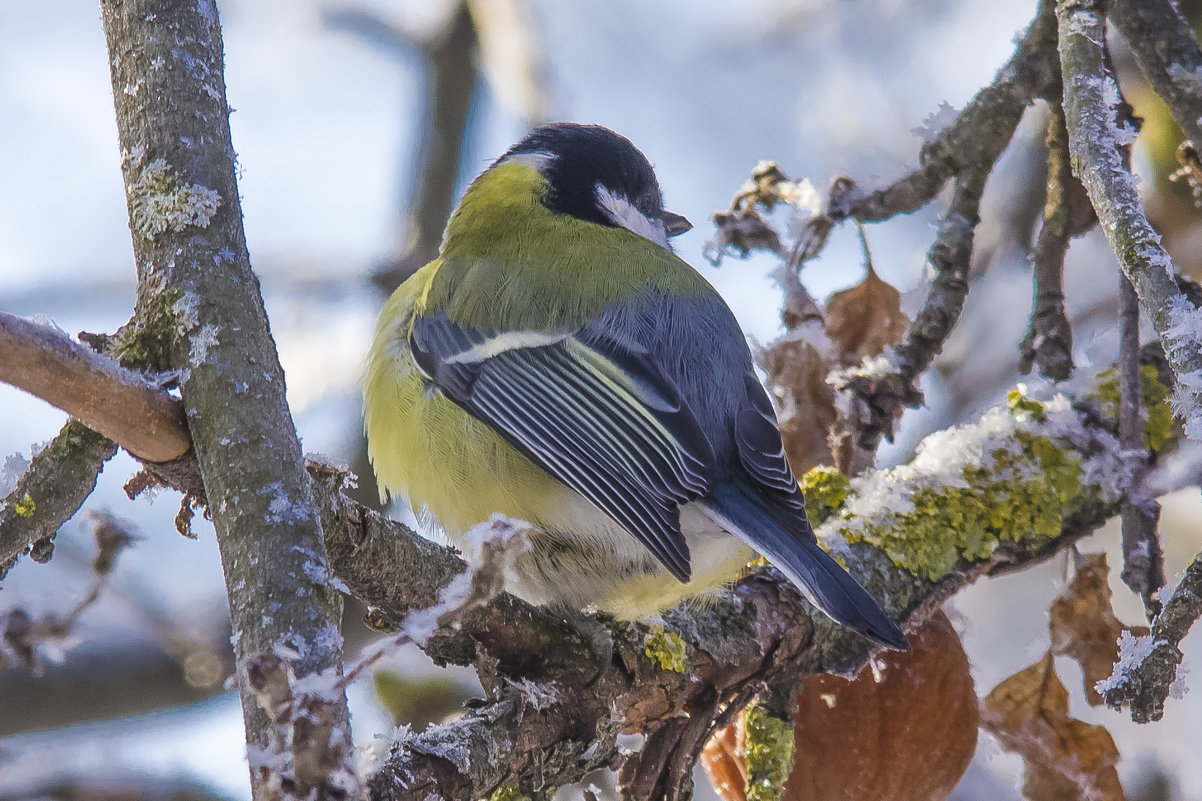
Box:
[732,371,808,514]
[409,311,715,582]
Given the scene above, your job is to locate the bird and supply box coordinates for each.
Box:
[364,122,908,650]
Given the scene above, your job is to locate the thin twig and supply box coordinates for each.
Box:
[828,0,1058,223]
[1102,555,1202,721]
[831,165,989,450]
[1118,275,1165,617]
[1019,105,1095,381]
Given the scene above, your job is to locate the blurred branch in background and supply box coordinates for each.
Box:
[0,771,235,801]
[1018,106,1096,381]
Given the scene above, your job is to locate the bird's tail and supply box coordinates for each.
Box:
[705,492,908,650]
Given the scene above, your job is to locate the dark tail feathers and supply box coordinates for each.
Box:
[707,492,908,650]
[789,538,909,650]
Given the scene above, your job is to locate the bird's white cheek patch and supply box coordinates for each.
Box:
[595,185,670,249]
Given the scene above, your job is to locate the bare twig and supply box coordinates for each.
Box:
[328,1,480,293]
[1101,555,1202,721]
[0,311,190,462]
[1110,0,1202,150]
[0,423,117,578]
[828,0,1058,223]
[1019,106,1095,381]
[0,511,135,674]
[1057,0,1202,442]
[1118,264,1165,619]
[831,165,989,450]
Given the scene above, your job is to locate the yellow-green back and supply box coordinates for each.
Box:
[420,160,709,331]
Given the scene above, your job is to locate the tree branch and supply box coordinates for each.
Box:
[0,422,116,578]
[0,280,1175,796]
[828,0,1058,223]
[1118,274,1165,617]
[829,165,988,450]
[1110,0,1202,150]
[0,311,190,463]
[1057,0,1202,442]
[1101,553,1202,722]
[1019,105,1095,381]
[366,388,1158,800]
[98,1,350,796]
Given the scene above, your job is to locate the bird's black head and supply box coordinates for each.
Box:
[497,123,691,246]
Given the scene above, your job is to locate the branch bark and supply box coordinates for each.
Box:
[0,311,189,462]
[828,0,1058,223]
[98,2,349,796]
[0,296,1162,799]
[1019,106,1095,381]
[1110,0,1202,150]
[0,422,116,578]
[1057,0,1202,441]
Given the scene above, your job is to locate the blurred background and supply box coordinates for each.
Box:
[1,0,1200,798]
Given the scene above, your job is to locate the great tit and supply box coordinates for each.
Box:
[364,123,908,650]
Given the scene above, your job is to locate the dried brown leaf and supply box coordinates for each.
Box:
[700,721,750,801]
[982,653,1125,801]
[701,612,976,801]
[824,268,908,367]
[758,337,837,474]
[1049,552,1150,705]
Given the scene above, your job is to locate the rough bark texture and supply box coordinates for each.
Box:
[98,1,349,795]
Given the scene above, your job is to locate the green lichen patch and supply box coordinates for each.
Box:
[13,493,36,518]
[843,432,1080,581]
[487,782,531,801]
[800,467,851,527]
[643,624,687,673]
[742,703,796,801]
[129,158,220,241]
[111,286,187,372]
[836,393,1085,582]
[1094,364,1174,452]
[1006,388,1046,421]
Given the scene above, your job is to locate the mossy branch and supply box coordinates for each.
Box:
[0,422,116,578]
[0,285,1165,799]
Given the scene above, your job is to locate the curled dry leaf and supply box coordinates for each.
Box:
[1049,552,1149,706]
[823,267,909,368]
[981,653,1125,801]
[700,611,977,801]
[759,337,838,475]
[759,264,908,474]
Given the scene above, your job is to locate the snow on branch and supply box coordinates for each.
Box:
[1100,550,1202,722]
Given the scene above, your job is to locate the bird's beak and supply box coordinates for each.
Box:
[662,210,693,237]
